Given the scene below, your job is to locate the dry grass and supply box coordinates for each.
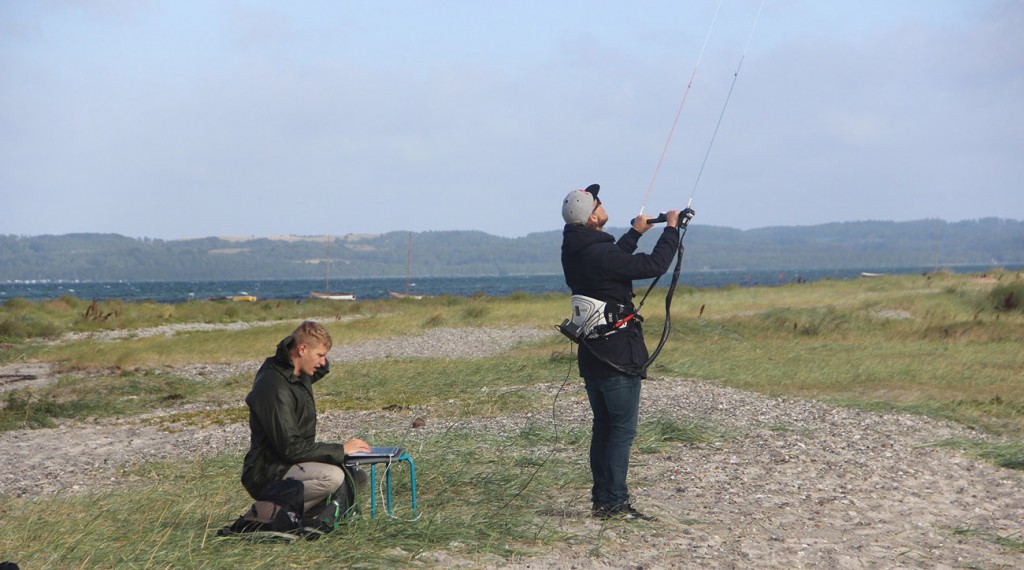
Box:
[1,271,1023,567]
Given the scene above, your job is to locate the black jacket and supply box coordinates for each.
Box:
[561,223,680,379]
[241,336,347,499]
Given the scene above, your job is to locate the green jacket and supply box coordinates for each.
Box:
[241,335,347,499]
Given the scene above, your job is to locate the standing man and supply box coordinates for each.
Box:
[560,183,687,520]
[223,321,370,536]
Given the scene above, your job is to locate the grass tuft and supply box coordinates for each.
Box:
[976,440,1024,470]
[1,391,63,429]
[988,282,1024,313]
[923,438,1024,471]
[953,524,1024,552]
[0,313,62,341]
[634,414,723,453]
[0,371,224,431]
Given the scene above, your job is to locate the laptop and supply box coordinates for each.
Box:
[344,446,406,466]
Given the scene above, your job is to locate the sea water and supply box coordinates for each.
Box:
[2,264,1018,304]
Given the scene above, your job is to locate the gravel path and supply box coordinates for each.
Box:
[1,326,1022,568]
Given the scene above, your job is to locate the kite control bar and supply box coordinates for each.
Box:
[632,208,696,226]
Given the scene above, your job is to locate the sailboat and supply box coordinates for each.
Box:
[310,235,356,301]
[390,232,425,300]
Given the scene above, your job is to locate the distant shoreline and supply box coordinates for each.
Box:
[3,264,1022,304]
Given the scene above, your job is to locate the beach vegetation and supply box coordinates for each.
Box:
[0,271,1022,566]
[988,281,1024,313]
[0,419,671,568]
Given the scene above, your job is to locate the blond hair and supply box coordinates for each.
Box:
[291,321,333,350]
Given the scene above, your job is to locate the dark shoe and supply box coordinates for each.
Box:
[218,516,265,535]
[592,502,656,521]
[218,506,310,541]
[217,517,299,541]
[294,526,327,541]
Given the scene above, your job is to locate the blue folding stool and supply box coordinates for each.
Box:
[344,447,417,518]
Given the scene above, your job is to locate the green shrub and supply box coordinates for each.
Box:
[1,297,31,310]
[989,283,1024,313]
[1,392,62,430]
[0,315,62,340]
[462,303,488,320]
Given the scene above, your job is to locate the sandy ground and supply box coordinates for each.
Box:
[1,326,1022,568]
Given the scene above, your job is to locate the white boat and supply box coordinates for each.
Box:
[388,291,423,300]
[860,272,886,278]
[389,232,428,300]
[311,236,355,301]
[310,291,355,301]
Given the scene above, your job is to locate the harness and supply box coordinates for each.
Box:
[564,294,642,341]
[558,294,644,377]
[558,215,691,377]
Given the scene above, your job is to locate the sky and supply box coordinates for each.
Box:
[1,0,1021,239]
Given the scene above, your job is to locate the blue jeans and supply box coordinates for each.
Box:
[584,374,641,508]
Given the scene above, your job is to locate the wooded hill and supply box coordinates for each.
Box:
[2,218,1022,281]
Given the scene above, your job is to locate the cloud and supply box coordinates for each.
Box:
[1,1,1021,239]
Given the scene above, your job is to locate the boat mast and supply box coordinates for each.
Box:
[325,235,332,293]
[405,231,412,294]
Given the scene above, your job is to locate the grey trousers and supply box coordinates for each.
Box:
[284,462,346,514]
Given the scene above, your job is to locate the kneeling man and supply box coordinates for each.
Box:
[225,321,370,535]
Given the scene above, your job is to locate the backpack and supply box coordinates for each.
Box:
[219,466,359,540]
[219,479,317,540]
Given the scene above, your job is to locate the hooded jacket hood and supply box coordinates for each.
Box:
[561,223,614,257]
[269,335,330,385]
